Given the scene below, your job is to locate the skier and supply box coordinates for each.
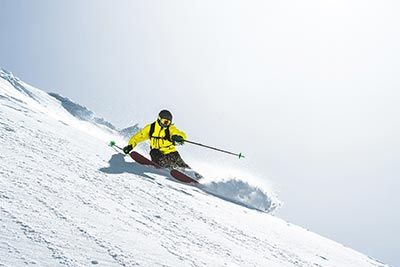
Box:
[123,110,190,169]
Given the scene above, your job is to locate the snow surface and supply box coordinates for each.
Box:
[0,69,389,266]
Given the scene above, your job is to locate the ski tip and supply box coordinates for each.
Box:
[238,153,245,159]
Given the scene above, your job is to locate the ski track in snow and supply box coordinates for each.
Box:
[0,70,391,267]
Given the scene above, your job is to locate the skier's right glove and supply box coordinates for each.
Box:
[123,145,133,154]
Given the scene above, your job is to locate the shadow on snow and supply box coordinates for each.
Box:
[99,153,171,182]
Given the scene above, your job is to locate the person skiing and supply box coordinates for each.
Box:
[123,110,190,169]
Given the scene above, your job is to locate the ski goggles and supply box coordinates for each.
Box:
[158,116,171,127]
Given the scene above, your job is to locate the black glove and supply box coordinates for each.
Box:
[171,135,185,145]
[123,144,133,154]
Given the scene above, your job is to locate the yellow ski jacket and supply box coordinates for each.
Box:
[128,122,187,154]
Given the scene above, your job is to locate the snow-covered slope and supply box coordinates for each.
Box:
[0,69,389,266]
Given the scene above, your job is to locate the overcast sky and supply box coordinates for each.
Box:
[1,0,399,265]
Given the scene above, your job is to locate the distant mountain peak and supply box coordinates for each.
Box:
[48,92,117,130]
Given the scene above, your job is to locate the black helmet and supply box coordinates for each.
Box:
[158,110,173,121]
[158,109,173,128]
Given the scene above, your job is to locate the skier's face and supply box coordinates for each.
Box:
[158,117,171,128]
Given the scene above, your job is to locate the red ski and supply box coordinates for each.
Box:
[170,169,199,184]
[129,151,160,168]
[129,151,199,184]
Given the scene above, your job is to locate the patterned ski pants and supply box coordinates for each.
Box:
[150,149,190,169]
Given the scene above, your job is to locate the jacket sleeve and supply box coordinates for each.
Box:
[128,124,151,148]
[169,125,187,140]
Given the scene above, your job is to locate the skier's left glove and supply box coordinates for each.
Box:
[123,144,133,154]
[172,135,185,145]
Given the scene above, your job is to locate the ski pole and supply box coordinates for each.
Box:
[183,139,245,159]
[109,141,124,151]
